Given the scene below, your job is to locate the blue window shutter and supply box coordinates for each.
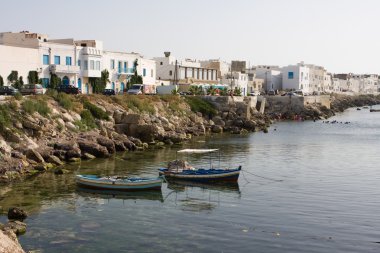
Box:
[43,55,49,65]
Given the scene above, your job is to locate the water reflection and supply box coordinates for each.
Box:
[76,187,164,202]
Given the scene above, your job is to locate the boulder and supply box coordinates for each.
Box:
[68,157,81,163]
[211,125,223,133]
[97,137,116,154]
[3,221,27,235]
[113,140,127,151]
[25,150,45,163]
[78,140,110,158]
[33,164,47,172]
[21,120,41,131]
[54,142,77,151]
[212,116,225,127]
[65,122,77,131]
[8,208,27,221]
[121,113,144,124]
[0,230,25,253]
[47,155,63,166]
[82,153,96,160]
[54,168,69,175]
[62,113,74,122]
[65,149,81,160]
[70,112,81,121]
[113,110,124,124]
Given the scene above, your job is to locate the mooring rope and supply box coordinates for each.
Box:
[242,169,283,182]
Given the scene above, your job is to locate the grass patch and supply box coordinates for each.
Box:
[83,100,109,120]
[13,92,22,101]
[78,109,97,130]
[184,96,217,117]
[112,95,155,114]
[0,104,12,131]
[21,99,50,116]
[56,93,74,111]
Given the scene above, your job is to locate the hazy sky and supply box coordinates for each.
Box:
[1,0,379,73]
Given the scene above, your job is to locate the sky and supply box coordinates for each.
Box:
[0,0,379,74]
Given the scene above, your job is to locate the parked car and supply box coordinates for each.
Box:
[0,86,19,95]
[267,90,276,96]
[249,91,260,96]
[20,84,44,95]
[281,92,301,97]
[103,89,116,96]
[127,84,156,95]
[57,85,81,94]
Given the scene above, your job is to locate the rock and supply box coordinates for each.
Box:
[0,139,12,156]
[240,129,249,135]
[54,142,77,151]
[56,118,65,129]
[211,125,223,133]
[2,128,22,143]
[68,157,81,163]
[0,230,25,253]
[25,150,45,163]
[230,127,241,134]
[65,122,77,131]
[70,112,81,121]
[21,120,42,131]
[97,137,116,154]
[164,139,174,145]
[82,153,96,160]
[113,140,127,151]
[212,116,225,127]
[65,149,81,160]
[113,110,123,124]
[47,155,63,165]
[62,113,74,122]
[3,221,27,235]
[54,168,69,175]
[121,113,144,124]
[33,164,47,172]
[8,208,27,221]
[263,127,269,133]
[78,140,110,158]
[142,143,149,149]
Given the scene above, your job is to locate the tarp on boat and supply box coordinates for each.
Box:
[177,149,219,154]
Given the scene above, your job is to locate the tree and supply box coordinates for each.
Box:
[7,71,18,86]
[207,86,217,96]
[27,71,39,84]
[233,87,242,96]
[13,76,24,89]
[0,75,3,87]
[49,73,61,89]
[127,59,143,89]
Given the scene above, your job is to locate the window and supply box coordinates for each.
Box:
[43,55,49,65]
[151,69,154,77]
[54,56,60,65]
[143,68,146,77]
[169,70,173,76]
[110,59,115,69]
[118,61,122,73]
[288,72,294,79]
[78,60,81,69]
[124,62,127,72]
[160,62,163,65]
[66,56,72,66]
[41,78,49,88]
[84,60,88,70]
[96,61,100,70]
[90,60,95,70]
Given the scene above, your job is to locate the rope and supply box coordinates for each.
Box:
[242,169,283,182]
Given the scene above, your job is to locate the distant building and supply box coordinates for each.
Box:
[200,59,230,81]
[154,52,218,86]
[282,62,311,93]
[231,61,246,73]
[247,65,282,91]
[220,71,248,96]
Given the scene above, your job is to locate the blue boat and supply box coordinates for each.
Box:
[158,149,241,183]
[76,175,163,191]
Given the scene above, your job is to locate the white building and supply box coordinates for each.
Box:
[220,71,248,96]
[282,63,311,93]
[0,31,156,94]
[154,52,218,86]
[200,59,230,81]
[247,65,282,91]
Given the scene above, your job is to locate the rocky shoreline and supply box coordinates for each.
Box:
[0,93,271,184]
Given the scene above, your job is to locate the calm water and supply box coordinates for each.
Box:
[1,106,380,253]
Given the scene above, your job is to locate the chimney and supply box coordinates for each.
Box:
[164,52,171,57]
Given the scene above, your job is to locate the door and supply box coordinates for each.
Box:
[78,78,82,90]
[120,82,125,94]
[85,84,89,94]
[112,82,115,90]
[62,76,69,86]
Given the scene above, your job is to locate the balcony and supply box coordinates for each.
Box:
[82,70,101,78]
[118,68,135,75]
[82,47,102,56]
[50,64,80,75]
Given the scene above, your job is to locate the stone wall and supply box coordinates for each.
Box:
[265,95,331,113]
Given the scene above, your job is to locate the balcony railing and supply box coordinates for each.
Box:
[50,64,80,74]
[118,68,135,74]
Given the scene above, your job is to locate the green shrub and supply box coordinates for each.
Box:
[83,100,109,120]
[45,89,58,98]
[21,99,50,116]
[0,105,12,131]
[56,92,73,110]
[113,95,155,114]
[185,96,217,117]
[80,109,97,129]
[13,92,22,101]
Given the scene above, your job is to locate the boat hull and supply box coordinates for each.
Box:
[76,175,162,191]
[159,168,241,183]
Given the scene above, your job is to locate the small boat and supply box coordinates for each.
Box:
[357,108,361,111]
[76,175,163,191]
[370,109,380,112]
[158,149,241,183]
